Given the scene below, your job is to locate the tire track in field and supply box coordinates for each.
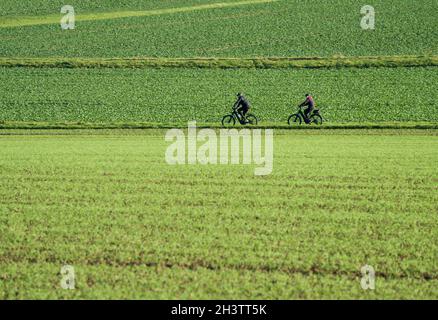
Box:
[3,254,437,282]
[0,0,279,28]
[89,259,438,282]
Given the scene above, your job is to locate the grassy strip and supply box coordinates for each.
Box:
[0,55,437,70]
[0,121,437,131]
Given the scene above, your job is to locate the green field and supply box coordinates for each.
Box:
[1,0,437,57]
[0,67,437,124]
[0,129,437,299]
[1,0,437,127]
[1,0,438,300]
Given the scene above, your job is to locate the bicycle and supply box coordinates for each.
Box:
[288,106,323,126]
[222,108,259,127]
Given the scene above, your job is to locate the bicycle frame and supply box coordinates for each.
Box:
[231,109,246,124]
[297,109,305,121]
[287,104,324,126]
[295,107,307,122]
[289,105,321,125]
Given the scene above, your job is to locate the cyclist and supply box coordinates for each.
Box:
[233,93,251,123]
[299,93,315,123]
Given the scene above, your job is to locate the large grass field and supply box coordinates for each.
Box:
[0,129,437,299]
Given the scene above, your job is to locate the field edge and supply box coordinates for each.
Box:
[1,121,437,131]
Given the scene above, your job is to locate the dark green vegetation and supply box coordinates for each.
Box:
[0,129,437,299]
[1,0,437,57]
[0,67,437,123]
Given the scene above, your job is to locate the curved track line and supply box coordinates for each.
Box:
[0,0,278,28]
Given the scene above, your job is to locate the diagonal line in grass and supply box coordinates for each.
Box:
[0,0,279,28]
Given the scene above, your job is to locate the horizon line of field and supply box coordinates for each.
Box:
[0,55,437,70]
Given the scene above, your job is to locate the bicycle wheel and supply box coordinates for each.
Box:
[309,114,323,125]
[288,114,302,126]
[246,114,258,125]
[222,115,236,127]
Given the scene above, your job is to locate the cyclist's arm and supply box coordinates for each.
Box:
[300,98,310,107]
[233,97,242,109]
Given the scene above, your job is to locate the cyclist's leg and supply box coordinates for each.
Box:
[234,107,242,120]
[238,109,244,121]
[304,107,311,122]
[243,107,249,122]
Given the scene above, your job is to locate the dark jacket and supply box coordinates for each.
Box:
[234,96,250,110]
